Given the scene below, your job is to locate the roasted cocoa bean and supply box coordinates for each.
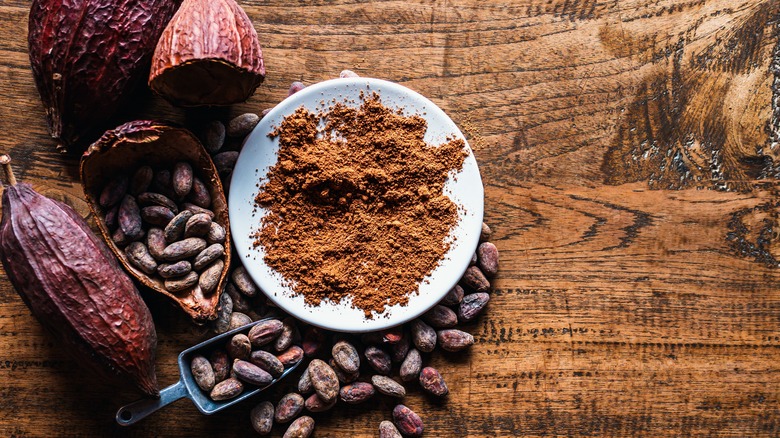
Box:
[199,259,224,294]
[332,340,360,373]
[470,252,478,266]
[339,382,375,404]
[164,271,198,292]
[400,349,422,382]
[173,162,193,199]
[193,243,224,271]
[227,113,260,137]
[207,221,226,244]
[250,401,274,435]
[137,192,178,212]
[118,195,143,241]
[190,355,215,391]
[302,326,325,357]
[248,319,283,347]
[307,359,339,404]
[146,227,166,260]
[274,317,297,352]
[104,204,119,230]
[112,227,131,246]
[227,333,252,360]
[182,203,215,219]
[210,349,230,382]
[229,312,253,330]
[391,333,410,363]
[379,420,403,438]
[277,346,304,367]
[226,282,252,313]
[283,416,314,438]
[365,346,392,375]
[100,175,128,208]
[250,349,285,378]
[440,284,464,306]
[233,359,273,386]
[477,241,499,277]
[304,393,336,412]
[161,237,207,261]
[212,292,233,334]
[210,377,243,401]
[458,292,490,323]
[186,177,211,208]
[129,166,153,195]
[141,205,175,226]
[125,242,157,275]
[329,358,358,384]
[213,151,239,175]
[164,210,193,243]
[202,121,226,155]
[151,169,176,199]
[231,265,258,297]
[298,367,313,394]
[185,213,212,238]
[157,260,192,278]
[288,81,305,96]
[392,405,423,437]
[419,366,448,396]
[410,319,436,353]
[275,392,304,423]
[437,329,475,352]
[480,222,492,242]
[422,304,458,328]
[371,375,406,398]
[382,327,404,344]
[461,265,490,292]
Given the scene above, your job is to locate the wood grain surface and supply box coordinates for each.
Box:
[2,0,780,436]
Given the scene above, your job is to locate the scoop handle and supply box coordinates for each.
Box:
[115,379,190,426]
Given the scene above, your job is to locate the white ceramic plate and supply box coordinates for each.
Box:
[229,77,483,332]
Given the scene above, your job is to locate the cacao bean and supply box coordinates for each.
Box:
[379,420,403,438]
[190,355,215,392]
[461,265,490,292]
[274,317,298,352]
[157,260,192,279]
[130,166,153,195]
[164,210,193,243]
[288,81,306,96]
[146,227,166,260]
[112,227,131,246]
[393,405,423,437]
[233,359,273,386]
[229,312,253,330]
[332,340,360,373]
[422,304,458,328]
[250,349,284,378]
[371,375,406,398]
[304,393,336,412]
[437,329,475,352]
[141,205,175,226]
[458,292,490,323]
[212,292,233,334]
[365,346,392,375]
[477,242,499,277]
[248,319,283,347]
[340,69,359,78]
[231,265,258,297]
[307,359,339,404]
[210,377,243,400]
[470,252,478,266]
[100,175,128,208]
[186,177,212,208]
[440,284,464,306]
[400,349,422,382]
[173,162,193,199]
[277,346,304,367]
[339,382,375,404]
[202,121,226,155]
[182,203,215,219]
[137,192,179,213]
[275,392,304,423]
[226,282,252,313]
[119,195,144,241]
[227,334,252,360]
[227,113,260,137]
[199,259,224,294]
[419,366,448,396]
[185,213,212,238]
[410,319,436,353]
[213,151,239,175]
[207,221,226,244]
[302,326,325,357]
[283,416,314,438]
[151,169,176,199]
[391,333,410,363]
[164,271,198,292]
[329,358,358,384]
[480,222,492,242]
[125,242,158,275]
[209,349,231,383]
[250,401,274,435]
[382,327,404,344]
[161,237,207,261]
[298,367,313,395]
[193,243,225,271]
[104,204,119,230]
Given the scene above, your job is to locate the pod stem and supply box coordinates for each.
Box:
[0,155,17,186]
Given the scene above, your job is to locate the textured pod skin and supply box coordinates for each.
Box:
[28,0,180,151]
[81,120,231,323]
[149,0,265,106]
[0,183,158,396]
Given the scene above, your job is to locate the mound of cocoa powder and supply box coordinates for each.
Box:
[253,93,467,316]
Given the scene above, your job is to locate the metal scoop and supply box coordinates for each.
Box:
[116,318,300,426]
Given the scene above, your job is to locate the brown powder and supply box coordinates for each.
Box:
[253,93,467,317]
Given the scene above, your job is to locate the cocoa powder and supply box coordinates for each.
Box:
[254,93,467,316]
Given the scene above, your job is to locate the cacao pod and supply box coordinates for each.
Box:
[28,0,181,152]
[149,0,265,106]
[80,120,231,323]
[0,156,159,396]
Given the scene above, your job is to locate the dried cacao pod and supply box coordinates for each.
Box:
[81,121,231,323]
[28,0,181,152]
[0,156,158,396]
[148,0,265,106]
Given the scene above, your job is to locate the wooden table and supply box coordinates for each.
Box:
[2,0,779,436]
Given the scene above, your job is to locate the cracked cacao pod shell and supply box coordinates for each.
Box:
[0,159,159,396]
[149,0,265,106]
[28,0,181,152]
[81,120,231,323]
